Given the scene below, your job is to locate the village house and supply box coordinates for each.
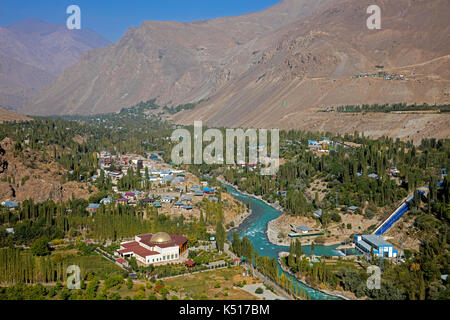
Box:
[1,200,18,209]
[87,203,100,213]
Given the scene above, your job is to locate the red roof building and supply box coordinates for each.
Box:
[185,260,195,268]
[117,232,188,266]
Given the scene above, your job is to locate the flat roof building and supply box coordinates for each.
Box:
[296,226,313,234]
[354,234,398,258]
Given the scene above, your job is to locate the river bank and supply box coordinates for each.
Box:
[277,252,356,301]
[220,179,338,247]
[219,178,284,212]
[267,214,350,247]
[222,179,347,299]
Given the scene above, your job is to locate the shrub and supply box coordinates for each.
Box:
[364,209,375,219]
[255,287,264,294]
[331,212,342,222]
[126,278,133,290]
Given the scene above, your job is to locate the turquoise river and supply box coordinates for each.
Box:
[225,184,344,300]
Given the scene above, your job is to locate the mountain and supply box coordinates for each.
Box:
[21,1,450,142]
[0,107,31,123]
[174,0,450,142]
[0,18,109,109]
[21,0,335,115]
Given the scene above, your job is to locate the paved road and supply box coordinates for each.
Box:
[241,283,287,300]
[94,247,130,272]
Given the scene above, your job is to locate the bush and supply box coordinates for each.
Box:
[108,292,121,300]
[364,209,375,219]
[104,275,124,289]
[331,212,342,222]
[126,278,133,290]
[255,287,264,294]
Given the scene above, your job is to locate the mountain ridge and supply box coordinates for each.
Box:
[19,0,450,143]
[0,18,110,109]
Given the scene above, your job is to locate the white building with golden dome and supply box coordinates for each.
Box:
[117,232,188,266]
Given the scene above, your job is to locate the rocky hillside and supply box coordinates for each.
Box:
[0,18,109,109]
[21,0,335,115]
[174,0,450,143]
[0,108,31,123]
[0,137,95,203]
[21,1,450,142]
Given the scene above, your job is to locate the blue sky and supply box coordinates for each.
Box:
[0,0,281,41]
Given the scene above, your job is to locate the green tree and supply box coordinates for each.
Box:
[216,222,226,252]
[31,238,51,256]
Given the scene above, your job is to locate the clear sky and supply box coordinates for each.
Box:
[0,0,281,41]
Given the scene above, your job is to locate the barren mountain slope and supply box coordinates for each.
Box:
[173,0,450,142]
[22,0,336,115]
[0,107,31,123]
[0,137,95,203]
[0,18,109,109]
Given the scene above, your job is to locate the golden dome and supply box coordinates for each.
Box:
[150,232,172,244]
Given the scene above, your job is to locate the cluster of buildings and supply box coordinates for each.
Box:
[115,232,188,266]
[307,138,357,154]
[86,182,217,213]
[308,138,334,153]
[98,151,186,186]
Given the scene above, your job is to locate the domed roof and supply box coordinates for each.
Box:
[150,232,172,244]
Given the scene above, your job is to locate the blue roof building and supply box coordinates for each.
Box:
[87,203,101,212]
[2,200,18,209]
